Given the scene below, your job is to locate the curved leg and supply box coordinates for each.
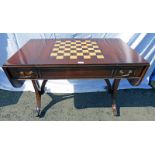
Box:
[104,79,120,116]
[104,79,112,93]
[111,79,120,116]
[32,80,41,116]
[32,80,48,117]
[41,80,48,95]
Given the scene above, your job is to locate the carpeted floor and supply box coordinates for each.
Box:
[0,89,155,121]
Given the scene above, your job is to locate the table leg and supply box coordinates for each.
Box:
[104,79,112,93]
[111,79,120,116]
[32,80,48,117]
[41,80,48,95]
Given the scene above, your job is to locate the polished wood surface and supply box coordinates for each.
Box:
[4,39,148,66]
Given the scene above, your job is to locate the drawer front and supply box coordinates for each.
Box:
[6,66,144,79]
[38,67,114,79]
[115,67,143,78]
[8,68,38,79]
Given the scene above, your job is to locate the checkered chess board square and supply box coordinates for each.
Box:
[50,40,104,60]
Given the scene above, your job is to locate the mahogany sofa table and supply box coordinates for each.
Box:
[3,39,149,116]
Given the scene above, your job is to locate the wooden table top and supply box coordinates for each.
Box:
[4,39,148,67]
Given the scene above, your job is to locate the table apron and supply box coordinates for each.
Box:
[5,65,146,80]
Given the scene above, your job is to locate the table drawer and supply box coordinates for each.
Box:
[8,68,38,79]
[115,67,143,78]
[38,67,114,79]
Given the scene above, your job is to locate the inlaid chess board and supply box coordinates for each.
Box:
[50,40,104,60]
